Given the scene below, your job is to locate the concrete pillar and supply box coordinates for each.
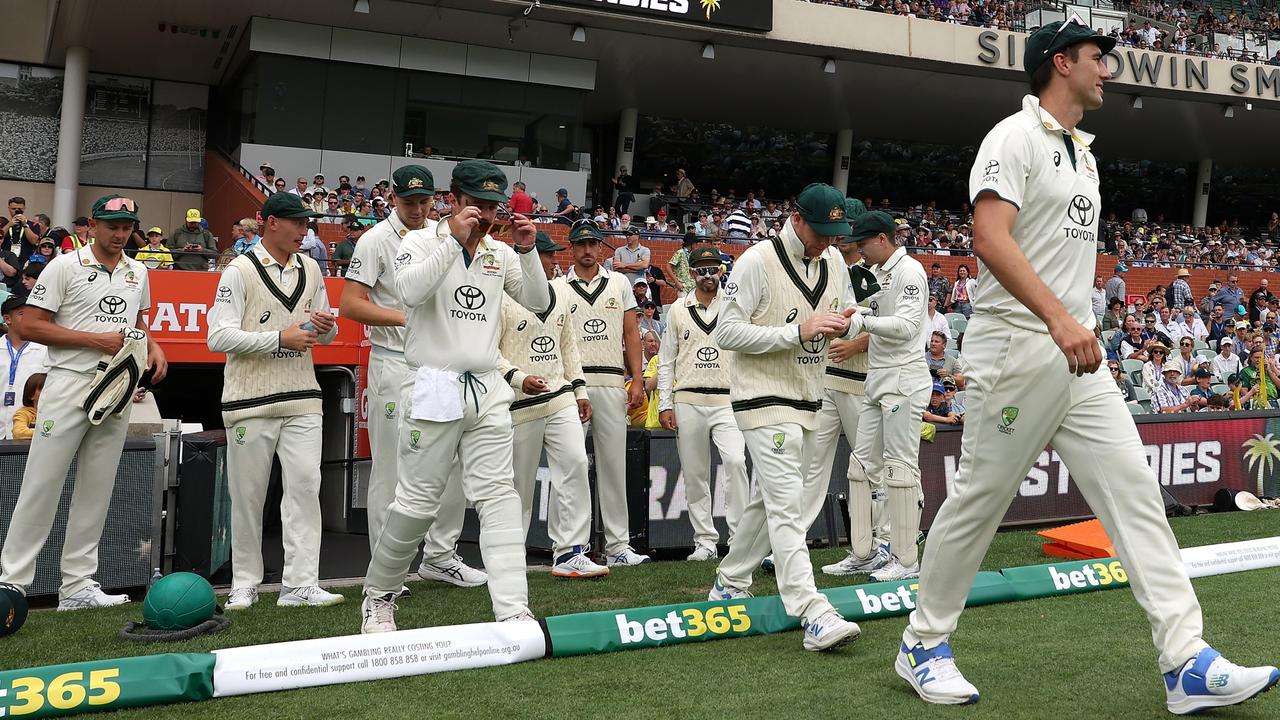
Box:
[1192,158,1212,229]
[53,46,89,230]
[832,129,853,195]
[614,107,638,205]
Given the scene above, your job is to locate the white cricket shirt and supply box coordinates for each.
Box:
[344,211,418,354]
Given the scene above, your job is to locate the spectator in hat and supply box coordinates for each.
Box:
[928,262,950,301]
[552,188,576,226]
[1169,268,1194,311]
[26,238,57,267]
[1105,263,1127,306]
[310,174,329,197]
[632,278,651,308]
[65,217,91,253]
[1141,341,1171,393]
[612,228,651,288]
[942,375,964,415]
[256,162,276,189]
[1102,297,1126,332]
[135,228,173,269]
[1189,368,1217,408]
[233,218,260,256]
[1249,278,1275,325]
[171,208,218,271]
[1151,361,1195,413]
[331,216,365,276]
[923,380,961,425]
[672,168,695,199]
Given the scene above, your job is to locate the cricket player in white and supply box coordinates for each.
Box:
[563,223,650,567]
[339,165,485,590]
[0,195,166,609]
[499,228,608,579]
[361,160,548,633]
[209,192,344,610]
[838,211,931,583]
[896,20,1279,713]
[656,246,747,561]
[707,183,861,652]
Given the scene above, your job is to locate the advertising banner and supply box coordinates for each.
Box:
[0,654,214,719]
[547,0,773,32]
[211,621,545,697]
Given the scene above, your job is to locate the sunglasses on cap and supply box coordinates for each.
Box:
[102,197,137,213]
[693,266,720,277]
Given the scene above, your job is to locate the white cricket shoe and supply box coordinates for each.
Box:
[501,610,537,622]
[606,548,652,567]
[870,558,921,583]
[278,585,345,607]
[687,545,718,562]
[707,571,753,601]
[57,583,129,611]
[418,553,488,587]
[551,550,609,579]
[822,543,890,576]
[896,642,980,705]
[223,588,258,611]
[361,592,398,634]
[1165,647,1280,715]
[801,610,860,652]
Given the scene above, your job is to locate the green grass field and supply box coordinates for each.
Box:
[5,513,1279,719]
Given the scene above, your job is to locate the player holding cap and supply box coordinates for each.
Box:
[498,229,608,579]
[209,192,344,610]
[563,221,649,567]
[836,211,931,583]
[340,165,486,591]
[895,20,1279,713]
[0,195,166,609]
[361,160,548,632]
[707,183,861,652]
[656,246,747,561]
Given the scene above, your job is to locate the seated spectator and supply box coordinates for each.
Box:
[1102,297,1126,331]
[135,227,173,269]
[1151,361,1196,413]
[1225,373,1260,410]
[942,375,964,415]
[1189,368,1217,408]
[272,177,288,194]
[1174,338,1198,383]
[926,295,951,342]
[633,279,651,309]
[1109,360,1137,402]
[17,264,42,300]
[1142,342,1171,392]
[612,229,651,287]
[925,331,958,377]
[319,194,344,223]
[638,302,663,338]
[255,162,275,186]
[233,218,260,255]
[1211,338,1241,382]
[1239,348,1280,409]
[923,380,962,425]
[171,208,218,270]
[1172,305,1207,343]
[26,238,56,266]
[9,372,45,441]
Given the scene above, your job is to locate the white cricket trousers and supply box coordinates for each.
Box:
[674,402,748,551]
[904,316,1207,673]
[853,371,930,565]
[804,388,884,535]
[365,369,528,621]
[227,413,324,590]
[0,368,131,600]
[366,350,465,562]
[512,403,592,558]
[584,385,632,555]
[718,423,835,625]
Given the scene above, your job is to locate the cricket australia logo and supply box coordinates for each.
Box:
[998,406,1019,436]
[409,429,422,450]
[771,432,785,454]
[384,402,396,419]
[234,426,247,445]
[40,420,54,438]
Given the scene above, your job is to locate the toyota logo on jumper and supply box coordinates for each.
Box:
[531,336,556,354]
[217,286,231,298]
[1067,195,1095,226]
[584,318,607,334]
[454,285,486,310]
[98,296,126,315]
[696,347,720,362]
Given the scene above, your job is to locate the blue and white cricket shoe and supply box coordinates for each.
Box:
[896,642,980,705]
[707,571,752,601]
[760,554,775,574]
[801,610,860,652]
[1164,648,1279,715]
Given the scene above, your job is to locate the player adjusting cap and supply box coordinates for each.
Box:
[568,222,604,244]
[534,231,564,254]
[796,183,852,237]
[262,192,323,220]
[848,210,896,242]
[453,160,509,203]
[91,195,140,223]
[392,165,435,197]
[688,247,722,266]
[1023,18,1116,78]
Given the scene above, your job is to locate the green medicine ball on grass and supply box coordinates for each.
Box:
[0,582,28,637]
[144,573,216,631]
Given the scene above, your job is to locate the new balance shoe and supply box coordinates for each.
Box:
[687,545,718,562]
[1164,647,1279,715]
[501,610,537,622]
[707,571,753,601]
[57,583,129,611]
[870,557,921,583]
[761,554,775,573]
[418,553,488,587]
[801,610,860,652]
[223,587,258,611]
[896,642,980,705]
[551,548,609,579]
[822,543,890,576]
[606,548,651,567]
[398,585,412,598]
[278,586,345,607]
[361,593,398,634]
